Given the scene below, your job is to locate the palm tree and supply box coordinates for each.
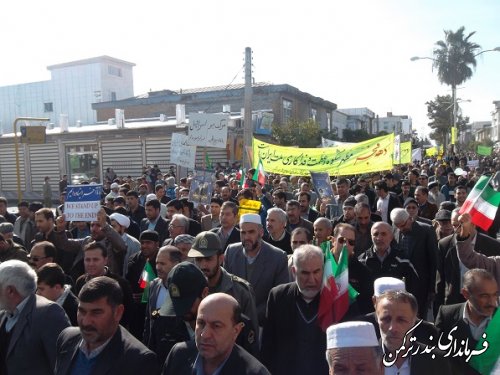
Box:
[432,27,481,148]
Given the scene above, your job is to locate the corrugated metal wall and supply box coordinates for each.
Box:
[0,145,26,191]
[101,139,143,178]
[145,137,229,171]
[0,132,233,193]
[195,146,228,169]
[145,137,171,171]
[29,143,60,192]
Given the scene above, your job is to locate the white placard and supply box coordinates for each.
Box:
[64,185,102,222]
[170,133,196,169]
[321,137,355,148]
[188,113,229,149]
[412,148,422,162]
[467,160,479,168]
[394,135,401,164]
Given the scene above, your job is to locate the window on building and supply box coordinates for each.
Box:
[108,65,122,77]
[110,92,117,101]
[327,112,332,132]
[310,107,317,122]
[44,102,53,112]
[283,99,293,123]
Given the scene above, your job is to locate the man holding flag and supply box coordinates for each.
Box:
[318,223,368,332]
[125,230,159,340]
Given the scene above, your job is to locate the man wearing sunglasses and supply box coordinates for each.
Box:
[332,223,373,315]
[29,241,57,270]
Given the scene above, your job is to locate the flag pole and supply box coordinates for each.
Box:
[460,174,496,216]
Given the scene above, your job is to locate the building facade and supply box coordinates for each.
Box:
[92,83,337,133]
[375,112,413,140]
[492,100,500,143]
[337,107,376,134]
[0,56,135,133]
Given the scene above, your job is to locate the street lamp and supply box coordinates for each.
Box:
[411,47,500,153]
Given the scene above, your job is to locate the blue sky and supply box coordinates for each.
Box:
[1,0,499,138]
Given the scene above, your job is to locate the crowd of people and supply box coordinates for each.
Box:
[0,151,499,374]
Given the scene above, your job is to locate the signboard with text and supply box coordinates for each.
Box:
[170,133,197,169]
[188,113,229,149]
[64,184,102,221]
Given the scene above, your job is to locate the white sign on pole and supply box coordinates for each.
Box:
[321,137,355,148]
[412,148,422,163]
[170,133,196,169]
[188,113,229,149]
[394,135,401,164]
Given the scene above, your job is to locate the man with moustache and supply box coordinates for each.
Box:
[224,213,288,326]
[189,231,259,350]
[143,245,183,365]
[163,293,269,375]
[435,269,498,375]
[261,244,328,375]
[55,277,159,375]
[376,290,451,374]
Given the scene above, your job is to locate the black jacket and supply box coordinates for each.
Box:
[210,226,241,251]
[55,326,159,375]
[261,282,330,375]
[163,341,269,375]
[358,245,420,302]
[61,289,79,326]
[395,221,438,317]
[435,232,500,311]
[435,303,482,375]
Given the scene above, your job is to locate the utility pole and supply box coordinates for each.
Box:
[243,47,253,170]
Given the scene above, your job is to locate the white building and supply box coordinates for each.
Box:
[331,110,348,138]
[337,107,376,133]
[375,112,413,139]
[0,56,135,133]
[492,100,500,143]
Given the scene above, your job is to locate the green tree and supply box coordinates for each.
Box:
[271,118,321,147]
[342,129,371,142]
[432,27,480,142]
[433,27,481,90]
[426,94,468,144]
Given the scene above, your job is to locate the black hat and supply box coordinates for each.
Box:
[113,196,126,205]
[403,198,418,208]
[139,230,159,243]
[435,209,452,221]
[188,231,222,258]
[343,196,357,208]
[159,262,207,316]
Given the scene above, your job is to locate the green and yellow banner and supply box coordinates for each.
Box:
[477,145,493,156]
[252,133,394,176]
[425,145,444,157]
[397,141,412,165]
[451,127,457,145]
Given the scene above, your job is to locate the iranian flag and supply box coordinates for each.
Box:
[470,308,500,374]
[139,261,156,303]
[252,159,266,186]
[459,175,500,231]
[318,244,359,331]
[236,168,246,187]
